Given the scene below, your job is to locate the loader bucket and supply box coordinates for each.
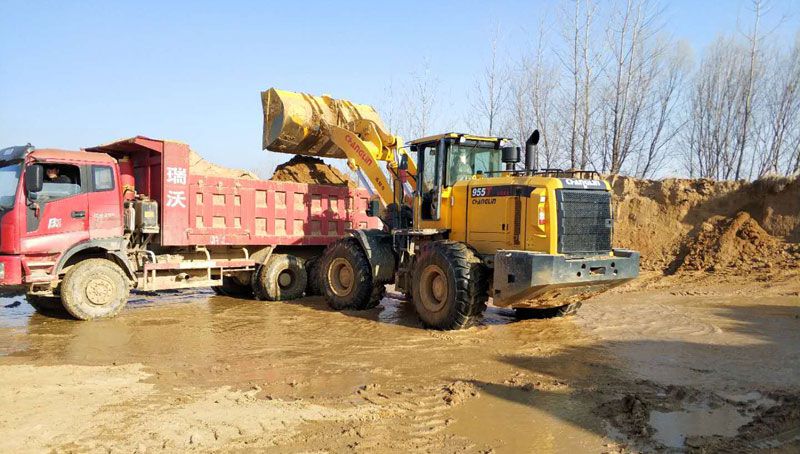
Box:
[262,88,387,159]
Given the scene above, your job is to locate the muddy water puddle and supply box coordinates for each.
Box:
[0,285,798,452]
[649,403,751,448]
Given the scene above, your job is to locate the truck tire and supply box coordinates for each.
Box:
[60,258,130,320]
[26,295,66,315]
[514,302,582,319]
[252,254,307,301]
[320,238,381,310]
[304,257,322,296]
[411,241,488,330]
[212,276,253,298]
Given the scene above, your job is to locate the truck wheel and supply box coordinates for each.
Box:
[304,257,323,296]
[252,254,307,301]
[515,302,582,319]
[213,276,253,297]
[412,241,488,330]
[27,295,66,315]
[60,258,130,320]
[320,238,380,310]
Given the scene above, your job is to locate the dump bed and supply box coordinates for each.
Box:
[86,136,378,247]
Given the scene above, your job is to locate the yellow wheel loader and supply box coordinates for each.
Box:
[262,88,639,329]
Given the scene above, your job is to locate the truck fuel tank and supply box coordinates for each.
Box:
[134,199,159,234]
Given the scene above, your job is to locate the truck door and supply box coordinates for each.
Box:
[87,165,122,238]
[22,163,89,253]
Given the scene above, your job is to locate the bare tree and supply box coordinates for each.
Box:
[684,35,748,179]
[601,0,668,175]
[558,0,597,169]
[733,0,768,179]
[757,32,800,175]
[469,27,509,136]
[405,58,439,139]
[504,17,564,169]
[636,39,692,178]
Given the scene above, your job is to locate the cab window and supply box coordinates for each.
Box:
[420,145,438,192]
[445,143,502,187]
[37,164,82,201]
[91,165,114,191]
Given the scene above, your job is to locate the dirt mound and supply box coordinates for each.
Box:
[678,212,798,273]
[270,155,356,187]
[611,175,800,273]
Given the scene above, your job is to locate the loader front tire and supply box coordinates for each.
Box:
[60,258,130,320]
[412,241,488,330]
[252,254,307,301]
[320,238,380,310]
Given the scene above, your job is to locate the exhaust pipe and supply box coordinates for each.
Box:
[525,130,540,172]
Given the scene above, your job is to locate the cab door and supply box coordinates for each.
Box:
[87,165,123,238]
[21,162,89,254]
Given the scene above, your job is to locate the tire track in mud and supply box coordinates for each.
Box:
[351,382,481,452]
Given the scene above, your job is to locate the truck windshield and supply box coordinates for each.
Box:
[446,142,502,186]
[0,162,22,209]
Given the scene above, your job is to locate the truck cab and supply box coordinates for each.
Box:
[0,145,124,291]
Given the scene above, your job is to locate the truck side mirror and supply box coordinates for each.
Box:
[25,164,43,194]
[399,154,408,171]
[366,199,380,217]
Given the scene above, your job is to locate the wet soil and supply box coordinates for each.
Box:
[1,273,798,452]
[270,155,356,187]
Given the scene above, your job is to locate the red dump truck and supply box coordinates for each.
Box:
[0,136,378,319]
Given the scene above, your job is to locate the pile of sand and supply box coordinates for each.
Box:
[611,175,800,274]
[270,155,356,187]
[678,212,798,273]
[189,150,258,179]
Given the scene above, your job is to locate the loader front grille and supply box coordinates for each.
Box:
[556,189,612,256]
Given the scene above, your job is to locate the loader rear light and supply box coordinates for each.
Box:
[538,206,546,225]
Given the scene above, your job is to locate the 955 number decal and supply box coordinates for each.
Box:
[471,187,487,197]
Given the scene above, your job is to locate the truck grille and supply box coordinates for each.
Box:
[556,189,612,256]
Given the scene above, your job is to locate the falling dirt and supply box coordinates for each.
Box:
[270,155,357,187]
[0,175,798,452]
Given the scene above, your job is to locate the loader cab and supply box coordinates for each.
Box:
[409,133,509,225]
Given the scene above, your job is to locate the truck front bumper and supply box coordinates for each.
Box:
[492,249,640,308]
[0,255,24,295]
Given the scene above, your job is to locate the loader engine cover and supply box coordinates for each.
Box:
[134,199,159,234]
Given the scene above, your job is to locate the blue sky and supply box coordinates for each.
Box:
[1,0,798,175]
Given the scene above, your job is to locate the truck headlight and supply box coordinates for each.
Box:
[0,262,5,280]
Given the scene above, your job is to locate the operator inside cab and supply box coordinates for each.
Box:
[45,166,73,184]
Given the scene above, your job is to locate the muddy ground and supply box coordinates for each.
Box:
[0,270,797,453]
[1,175,798,452]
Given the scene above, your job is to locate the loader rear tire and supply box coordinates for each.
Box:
[514,302,582,320]
[320,238,380,310]
[411,241,488,330]
[252,254,307,301]
[60,258,130,320]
